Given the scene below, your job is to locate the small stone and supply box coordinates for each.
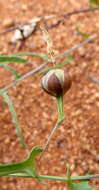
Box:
[4,138,10,144]
[96,102,99,107]
[21,4,28,11]
[78,47,85,56]
[3,18,14,28]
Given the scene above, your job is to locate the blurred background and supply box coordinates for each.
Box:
[0,0,99,189]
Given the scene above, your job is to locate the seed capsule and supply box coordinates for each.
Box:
[41,69,72,97]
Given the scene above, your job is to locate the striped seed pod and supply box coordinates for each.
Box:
[41,69,72,97]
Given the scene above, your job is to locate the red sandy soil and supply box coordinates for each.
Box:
[0,0,99,189]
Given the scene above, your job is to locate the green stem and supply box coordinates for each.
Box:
[39,95,65,159]
[2,173,99,181]
[56,95,64,121]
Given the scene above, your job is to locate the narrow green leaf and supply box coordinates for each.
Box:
[0,146,45,183]
[69,181,92,190]
[39,55,74,74]
[0,63,21,79]
[0,147,42,181]
[76,25,90,39]
[13,52,48,61]
[0,90,25,147]
[0,55,27,64]
[61,55,74,65]
[89,0,99,6]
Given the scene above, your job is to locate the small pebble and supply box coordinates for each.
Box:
[3,18,14,28]
[21,4,28,11]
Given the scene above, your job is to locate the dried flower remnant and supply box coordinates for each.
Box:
[40,25,57,63]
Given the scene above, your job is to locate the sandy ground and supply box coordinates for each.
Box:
[0,0,99,189]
